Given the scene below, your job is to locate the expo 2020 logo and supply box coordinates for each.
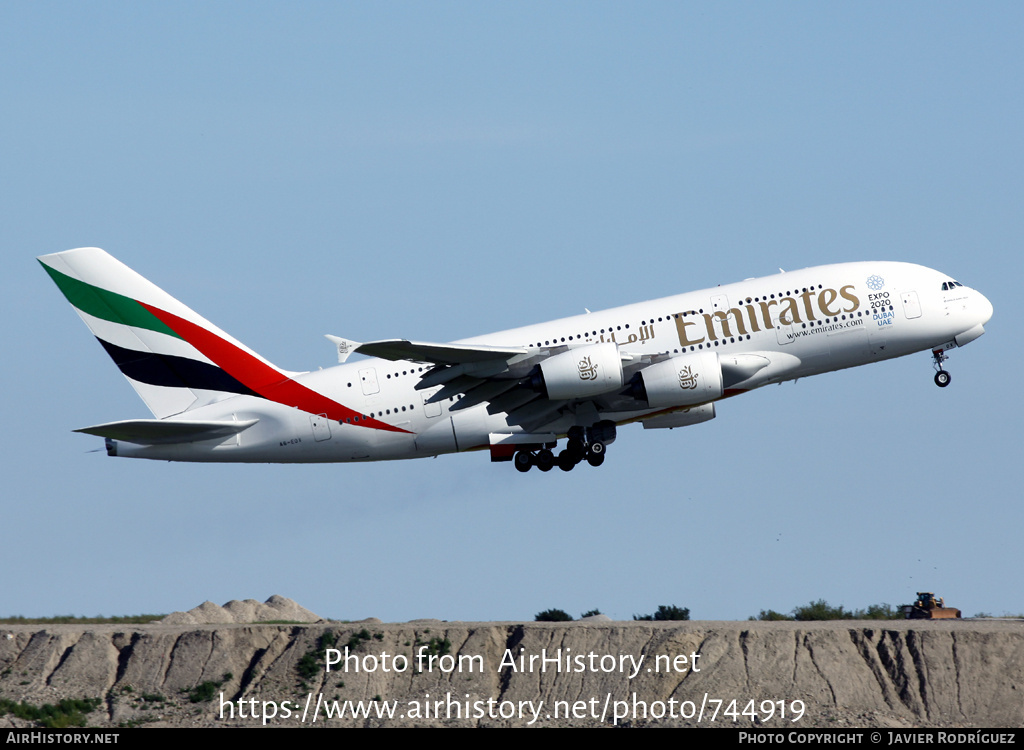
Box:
[866,275,885,291]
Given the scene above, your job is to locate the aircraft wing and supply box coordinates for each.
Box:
[354,337,711,433]
[352,338,575,429]
[355,339,530,365]
[75,418,259,445]
[350,335,803,434]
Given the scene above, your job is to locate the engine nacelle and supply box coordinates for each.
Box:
[641,403,716,430]
[630,351,723,408]
[533,343,625,400]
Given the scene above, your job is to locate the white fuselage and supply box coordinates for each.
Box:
[111,261,992,463]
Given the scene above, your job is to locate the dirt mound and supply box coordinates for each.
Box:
[160,595,321,625]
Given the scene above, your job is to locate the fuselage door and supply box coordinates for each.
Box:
[359,368,380,396]
[773,312,794,345]
[421,388,442,418]
[901,291,922,319]
[710,294,738,340]
[310,413,332,442]
[710,294,731,313]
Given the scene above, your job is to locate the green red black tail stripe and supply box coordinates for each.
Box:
[97,338,260,397]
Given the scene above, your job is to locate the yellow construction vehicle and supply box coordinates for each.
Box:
[904,592,962,619]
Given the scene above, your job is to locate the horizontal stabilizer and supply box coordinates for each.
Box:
[74,418,258,445]
[356,339,529,365]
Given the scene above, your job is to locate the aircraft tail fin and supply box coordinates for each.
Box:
[39,247,291,419]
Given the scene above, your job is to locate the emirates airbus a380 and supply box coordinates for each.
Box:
[39,248,992,473]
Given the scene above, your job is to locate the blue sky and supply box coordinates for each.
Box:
[3,2,1021,621]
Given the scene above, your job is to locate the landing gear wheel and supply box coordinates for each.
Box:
[931,349,951,388]
[514,451,533,473]
[586,441,606,467]
[535,449,555,472]
[565,439,586,461]
[557,450,576,472]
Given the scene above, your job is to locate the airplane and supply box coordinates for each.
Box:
[39,247,992,472]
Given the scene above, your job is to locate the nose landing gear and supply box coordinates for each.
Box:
[932,348,951,387]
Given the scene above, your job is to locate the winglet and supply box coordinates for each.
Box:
[325,335,361,363]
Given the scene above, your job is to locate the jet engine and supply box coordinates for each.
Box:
[627,351,723,408]
[530,342,625,400]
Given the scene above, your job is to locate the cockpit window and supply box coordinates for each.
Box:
[941,281,964,291]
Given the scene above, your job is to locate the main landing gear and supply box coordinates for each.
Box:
[514,426,609,473]
[932,349,952,388]
[513,440,606,473]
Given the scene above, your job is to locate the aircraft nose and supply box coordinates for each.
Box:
[976,291,994,325]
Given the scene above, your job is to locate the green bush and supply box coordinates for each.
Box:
[793,599,853,621]
[754,600,903,621]
[634,605,690,621]
[345,629,371,650]
[0,615,164,625]
[296,651,321,680]
[535,608,573,622]
[187,673,232,703]
[754,609,792,621]
[859,603,902,620]
[0,697,101,728]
